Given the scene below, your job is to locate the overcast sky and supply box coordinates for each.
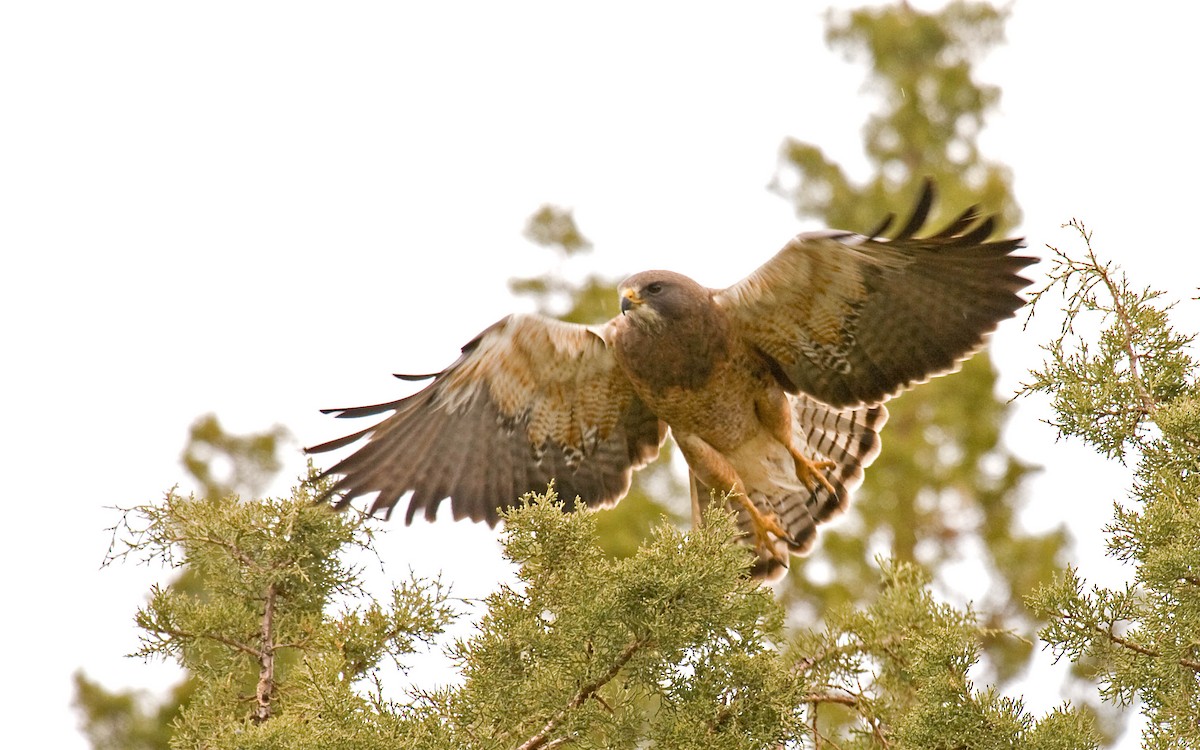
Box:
[3,2,1197,747]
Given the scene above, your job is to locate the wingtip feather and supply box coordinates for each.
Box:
[894,179,936,240]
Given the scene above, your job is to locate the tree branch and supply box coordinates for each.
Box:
[253,582,278,724]
[517,637,648,750]
[804,691,858,706]
[1095,623,1200,673]
[174,534,265,572]
[1051,615,1200,674]
[1075,221,1157,419]
[143,624,261,659]
[793,635,901,675]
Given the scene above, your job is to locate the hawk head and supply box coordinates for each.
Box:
[618,270,710,334]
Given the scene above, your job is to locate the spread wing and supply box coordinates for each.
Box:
[715,181,1034,408]
[306,313,667,525]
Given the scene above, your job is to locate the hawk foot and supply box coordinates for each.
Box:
[730,492,794,557]
[791,448,836,495]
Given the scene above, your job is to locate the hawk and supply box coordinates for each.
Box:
[308,182,1032,578]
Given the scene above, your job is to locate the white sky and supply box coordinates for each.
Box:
[2,2,1197,747]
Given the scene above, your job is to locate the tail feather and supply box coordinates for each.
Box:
[707,394,887,580]
[779,394,887,553]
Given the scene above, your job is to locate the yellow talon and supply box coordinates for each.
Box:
[791,448,837,495]
[730,492,793,553]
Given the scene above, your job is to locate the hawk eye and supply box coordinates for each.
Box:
[646,282,664,295]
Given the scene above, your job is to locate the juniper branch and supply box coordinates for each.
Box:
[517,637,649,750]
[1070,219,1158,418]
[140,624,261,659]
[253,582,277,724]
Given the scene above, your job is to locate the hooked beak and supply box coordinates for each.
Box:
[620,287,642,315]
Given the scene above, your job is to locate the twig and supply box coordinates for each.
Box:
[803,691,858,706]
[1051,618,1200,673]
[1097,623,1200,673]
[143,624,260,659]
[1078,223,1157,419]
[793,635,901,675]
[175,534,265,572]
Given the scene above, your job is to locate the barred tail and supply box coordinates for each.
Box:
[779,393,888,554]
[708,395,887,579]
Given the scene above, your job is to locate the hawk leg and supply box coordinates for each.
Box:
[756,387,837,496]
[676,433,794,561]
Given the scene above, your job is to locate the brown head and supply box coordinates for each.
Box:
[613,270,732,391]
[617,270,714,335]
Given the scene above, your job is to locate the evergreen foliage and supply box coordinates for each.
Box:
[793,561,1095,749]
[103,481,1098,749]
[85,223,1200,748]
[74,419,292,750]
[1022,222,1200,749]
[104,479,453,749]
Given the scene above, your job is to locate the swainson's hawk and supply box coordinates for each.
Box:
[308,182,1032,577]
